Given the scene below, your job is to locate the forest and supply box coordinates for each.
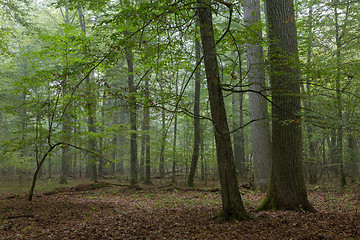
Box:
[0,0,360,239]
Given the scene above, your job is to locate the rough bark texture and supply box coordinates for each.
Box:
[126,47,138,187]
[187,18,201,188]
[198,1,249,221]
[244,0,271,192]
[257,0,315,212]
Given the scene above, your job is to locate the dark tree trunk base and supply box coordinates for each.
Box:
[214,209,251,222]
[256,187,317,213]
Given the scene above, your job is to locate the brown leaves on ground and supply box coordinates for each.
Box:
[1,182,360,239]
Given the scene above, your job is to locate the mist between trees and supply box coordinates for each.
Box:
[0,0,359,221]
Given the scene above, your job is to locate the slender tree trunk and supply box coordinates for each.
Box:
[197,1,249,221]
[144,78,152,185]
[319,138,327,180]
[304,3,317,185]
[98,91,106,178]
[125,46,138,187]
[244,0,271,191]
[59,6,71,185]
[79,8,97,183]
[334,4,346,188]
[257,0,315,212]
[112,104,119,176]
[348,134,358,178]
[200,130,205,181]
[87,91,97,183]
[48,154,52,179]
[172,112,177,184]
[187,17,201,187]
[328,131,338,175]
[306,126,317,184]
[72,122,78,179]
[232,57,247,175]
[47,97,52,179]
[159,107,166,179]
[140,112,145,180]
[59,81,71,184]
[172,77,178,184]
[117,107,126,175]
[35,97,42,178]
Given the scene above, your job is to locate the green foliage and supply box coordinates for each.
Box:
[0,0,359,188]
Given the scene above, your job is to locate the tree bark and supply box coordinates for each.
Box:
[187,17,201,187]
[257,0,315,212]
[232,54,247,175]
[328,131,338,175]
[79,8,97,183]
[144,78,152,185]
[334,3,346,188]
[140,111,145,180]
[172,76,178,184]
[59,6,71,185]
[348,134,358,178]
[126,47,138,187]
[86,75,98,183]
[159,107,166,179]
[244,0,271,192]
[304,3,317,185]
[59,80,71,184]
[197,1,249,221]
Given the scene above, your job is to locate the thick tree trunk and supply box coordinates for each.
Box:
[257,0,315,212]
[197,1,249,221]
[126,47,138,187]
[244,0,271,192]
[187,17,201,187]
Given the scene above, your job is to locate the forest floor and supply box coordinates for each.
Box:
[0,178,360,239]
